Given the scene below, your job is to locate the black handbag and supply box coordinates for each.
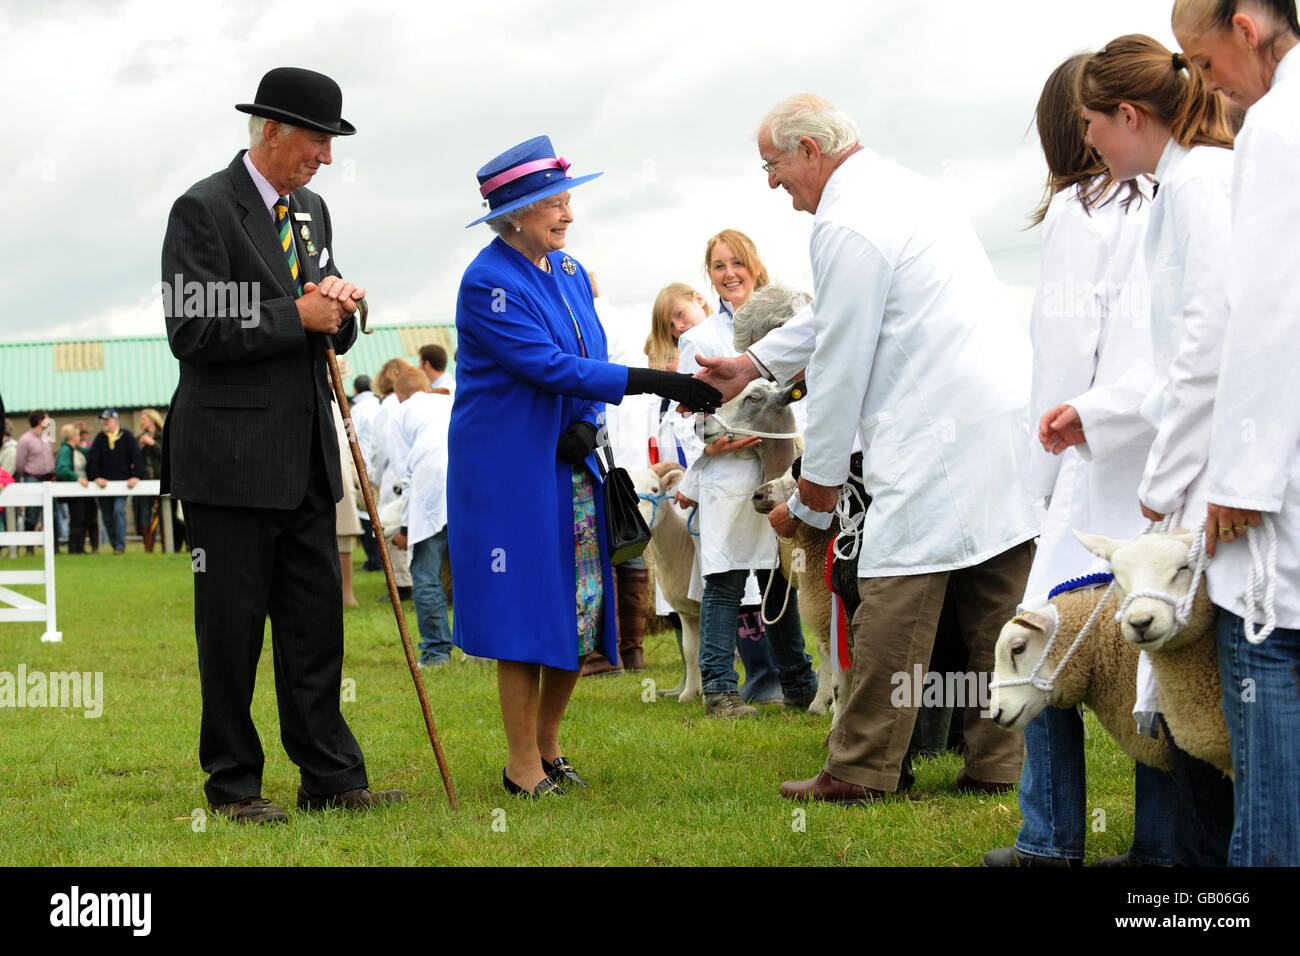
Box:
[594,444,651,565]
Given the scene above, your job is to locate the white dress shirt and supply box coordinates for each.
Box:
[394,390,453,546]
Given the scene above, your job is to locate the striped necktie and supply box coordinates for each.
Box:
[274,195,303,296]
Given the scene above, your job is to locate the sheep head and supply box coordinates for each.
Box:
[752,472,798,515]
[1073,530,1198,651]
[630,463,686,532]
[988,607,1058,730]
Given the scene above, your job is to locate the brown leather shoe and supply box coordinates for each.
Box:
[210,796,288,824]
[954,769,1015,795]
[621,647,646,672]
[296,785,405,811]
[779,770,891,805]
[580,653,623,677]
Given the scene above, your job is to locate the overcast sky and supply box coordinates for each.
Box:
[1,0,1181,348]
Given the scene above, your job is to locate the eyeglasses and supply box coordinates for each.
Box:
[760,155,782,175]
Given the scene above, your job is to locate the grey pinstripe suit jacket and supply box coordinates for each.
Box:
[160,151,356,509]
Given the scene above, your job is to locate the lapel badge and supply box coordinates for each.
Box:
[293,211,313,222]
[307,241,319,257]
[300,225,313,242]
[561,256,577,276]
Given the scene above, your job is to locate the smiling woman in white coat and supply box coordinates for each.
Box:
[983,55,1182,869]
[1175,0,1300,867]
[1079,31,1239,865]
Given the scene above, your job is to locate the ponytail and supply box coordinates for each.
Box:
[1079,34,1234,150]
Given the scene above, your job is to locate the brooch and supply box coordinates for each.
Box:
[562,256,576,276]
[300,225,313,242]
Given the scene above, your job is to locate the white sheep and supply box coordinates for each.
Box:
[989,580,1171,771]
[1073,530,1232,778]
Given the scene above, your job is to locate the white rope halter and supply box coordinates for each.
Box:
[704,410,801,441]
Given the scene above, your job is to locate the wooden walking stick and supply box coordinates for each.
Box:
[327,299,459,810]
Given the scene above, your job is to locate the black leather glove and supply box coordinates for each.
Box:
[557,421,599,465]
[625,367,722,414]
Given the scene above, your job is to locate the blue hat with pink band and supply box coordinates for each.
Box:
[466,135,603,228]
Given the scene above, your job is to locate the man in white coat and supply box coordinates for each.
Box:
[698,94,1040,801]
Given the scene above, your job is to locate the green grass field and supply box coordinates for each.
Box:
[0,546,1141,866]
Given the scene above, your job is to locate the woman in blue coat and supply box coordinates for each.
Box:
[450,136,721,798]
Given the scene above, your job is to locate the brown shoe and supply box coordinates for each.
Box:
[779,770,894,805]
[210,796,288,824]
[621,648,646,672]
[954,769,1015,795]
[580,653,623,677]
[704,691,758,718]
[296,785,405,811]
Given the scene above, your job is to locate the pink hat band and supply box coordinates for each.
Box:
[478,156,571,199]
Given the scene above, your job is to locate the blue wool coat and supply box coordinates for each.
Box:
[449,238,629,670]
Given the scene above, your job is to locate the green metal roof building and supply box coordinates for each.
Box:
[0,324,457,418]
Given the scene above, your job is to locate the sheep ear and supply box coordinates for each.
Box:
[1073,530,1122,561]
[1012,608,1054,634]
[661,467,686,495]
[1167,531,1195,550]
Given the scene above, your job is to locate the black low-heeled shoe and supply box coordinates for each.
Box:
[502,769,566,798]
[541,756,588,788]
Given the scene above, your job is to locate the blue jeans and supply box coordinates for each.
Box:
[1015,705,1176,863]
[1218,610,1300,866]
[737,606,783,703]
[411,529,452,665]
[699,568,816,699]
[20,475,44,535]
[97,496,127,552]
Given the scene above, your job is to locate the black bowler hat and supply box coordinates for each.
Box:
[236,67,356,136]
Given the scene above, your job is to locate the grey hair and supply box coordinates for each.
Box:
[762,93,860,158]
[485,200,540,236]
[732,283,813,351]
[249,115,299,147]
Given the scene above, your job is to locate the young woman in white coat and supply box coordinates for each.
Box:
[1078,32,1238,865]
[983,54,1182,868]
[673,230,817,716]
[1174,0,1300,867]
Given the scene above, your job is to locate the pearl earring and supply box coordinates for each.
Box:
[515,226,521,232]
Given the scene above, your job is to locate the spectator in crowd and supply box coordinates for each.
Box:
[14,410,56,554]
[0,418,16,477]
[391,366,454,668]
[349,373,383,572]
[86,409,142,554]
[75,421,99,553]
[135,409,165,552]
[370,358,416,600]
[419,344,455,394]
[55,423,97,554]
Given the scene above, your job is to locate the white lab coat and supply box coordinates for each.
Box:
[677,308,777,579]
[1137,140,1235,522]
[754,148,1039,578]
[394,390,453,547]
[1022,178,1156,606]
[1207,48,1300,629]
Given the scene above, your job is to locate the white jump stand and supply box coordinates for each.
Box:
[0,482,61,642]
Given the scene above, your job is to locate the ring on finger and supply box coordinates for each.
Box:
[1219,527,1234,539]
[1233,525,1248,534]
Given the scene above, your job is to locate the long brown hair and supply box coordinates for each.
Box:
[648,283,712,368]
[1079,34,1235,150]
[1031,53,1142,227]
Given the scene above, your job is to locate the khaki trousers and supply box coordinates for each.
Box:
[825,539,1033,792]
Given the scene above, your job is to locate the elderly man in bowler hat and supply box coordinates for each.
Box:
[160,67,401,823]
